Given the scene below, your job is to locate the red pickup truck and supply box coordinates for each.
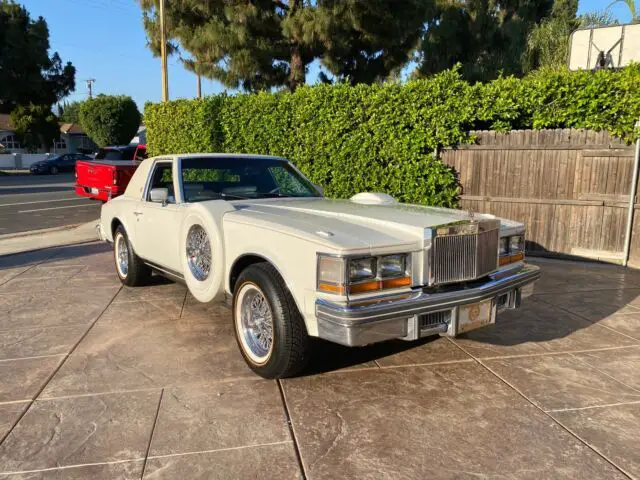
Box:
[75,145,147,202]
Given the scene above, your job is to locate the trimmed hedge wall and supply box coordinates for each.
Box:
[145,65,640,208]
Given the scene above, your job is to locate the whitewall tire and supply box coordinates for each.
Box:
[113,225,151,286]
[234,282,274,365]
[232,262,310,379]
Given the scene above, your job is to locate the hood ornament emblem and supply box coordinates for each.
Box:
[468,207,476,222]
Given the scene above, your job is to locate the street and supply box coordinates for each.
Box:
[0,174,100,235]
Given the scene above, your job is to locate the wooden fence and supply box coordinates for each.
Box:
[441,129,640,267]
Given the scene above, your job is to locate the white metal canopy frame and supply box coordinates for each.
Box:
[568,23,640,71]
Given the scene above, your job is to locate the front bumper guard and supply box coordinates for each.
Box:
[315,264,540,347]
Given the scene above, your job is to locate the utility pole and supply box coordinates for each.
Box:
[85,79,96,99]
[197,73,202,99]
[159,0,169,102]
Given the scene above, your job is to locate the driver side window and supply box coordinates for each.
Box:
[147,163,175,203]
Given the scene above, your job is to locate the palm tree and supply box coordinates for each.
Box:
[607,0,638,22]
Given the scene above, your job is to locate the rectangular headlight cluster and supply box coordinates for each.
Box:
[318,254,411,295]
[499,235,525,266]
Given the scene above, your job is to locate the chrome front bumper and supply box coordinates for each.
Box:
[315,263,540,347]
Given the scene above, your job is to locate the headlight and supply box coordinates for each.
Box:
[499,238,508,256]
[317,255,346,294]
[378,254,407,278]
[317,253,411,295]
[349,257,376,283]
[499,234,526,266]
[510,235,524,253]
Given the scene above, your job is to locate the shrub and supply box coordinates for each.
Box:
[145,64,640,208]
[79,95,141,147]
[145,96,224,157]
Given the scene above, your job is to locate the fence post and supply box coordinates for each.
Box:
[623,119,640,267]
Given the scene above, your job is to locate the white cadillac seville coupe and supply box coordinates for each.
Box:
[97,154,540,378]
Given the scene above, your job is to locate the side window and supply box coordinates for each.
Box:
[268,165,309,195]
[147,163,175,203]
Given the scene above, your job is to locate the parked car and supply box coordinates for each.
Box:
[30,153,92,175]
[96,154,540,379]
[75,145,147,202]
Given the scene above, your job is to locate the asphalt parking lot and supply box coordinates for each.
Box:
[0,174,100,235]
[1,243,639,479]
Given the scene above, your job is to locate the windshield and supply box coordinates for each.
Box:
[95,147,136,161]
[180,157,321,202]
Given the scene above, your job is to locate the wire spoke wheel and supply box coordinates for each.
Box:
[186,225,212,281]
[115,233,129,277]
[236,283,274,364]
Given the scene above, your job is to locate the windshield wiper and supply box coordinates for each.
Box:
[250,193,296,198]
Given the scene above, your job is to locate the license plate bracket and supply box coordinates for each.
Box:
[90,187,99,195]
[457,299,496,334]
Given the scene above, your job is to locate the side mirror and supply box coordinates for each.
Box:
[150,188,168,205]
[314,184,325,196]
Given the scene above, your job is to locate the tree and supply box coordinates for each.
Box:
[57,100,84,123]
[523,3,621,72]
[608,0,638,22]
[138,0,433,91]
[523,0,579,72]
[79,96,141,147]
[414,0,556,82]
[580,10,619,27]
[0,1,75,114]
[0,1,75,151]
[10,104,60,150]
[309,0,432,84]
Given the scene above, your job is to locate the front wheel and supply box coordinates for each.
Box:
[49,166,59,175]
[233,263,310,379]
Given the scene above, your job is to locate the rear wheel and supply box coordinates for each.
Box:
[233,263,310,379]
[113,225,151,286]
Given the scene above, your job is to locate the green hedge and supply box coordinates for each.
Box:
[145,65,640,208]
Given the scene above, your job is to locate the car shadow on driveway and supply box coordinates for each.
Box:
[0,242,111,270]
[302,258,640,374]
[305,337,442,374]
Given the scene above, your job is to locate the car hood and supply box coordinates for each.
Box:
[221,197,522,253]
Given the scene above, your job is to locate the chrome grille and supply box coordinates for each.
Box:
[431,224,499,285]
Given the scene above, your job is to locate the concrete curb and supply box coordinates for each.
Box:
[0,224,82,241]
[0,221,101,256]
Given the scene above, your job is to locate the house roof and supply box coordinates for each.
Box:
[0,114,13,132]
[60,123,85,134]
[0,114,87,135]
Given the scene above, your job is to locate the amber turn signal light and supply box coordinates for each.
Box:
[348,276,411,294]
[318,282,346,295]
[499,251,525,266]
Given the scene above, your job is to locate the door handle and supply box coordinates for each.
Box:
[133,211,143,216]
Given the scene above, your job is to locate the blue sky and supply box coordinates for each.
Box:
[20,0,635,111]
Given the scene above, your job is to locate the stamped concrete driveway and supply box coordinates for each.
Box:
[1,243,640,479]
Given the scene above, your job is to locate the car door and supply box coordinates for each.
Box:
[58,154,75,172]
[134,160,183,273]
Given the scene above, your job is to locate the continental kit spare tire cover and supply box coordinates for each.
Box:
[180,211,225,303]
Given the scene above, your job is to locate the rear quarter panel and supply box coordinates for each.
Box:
[100,196,139,250]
